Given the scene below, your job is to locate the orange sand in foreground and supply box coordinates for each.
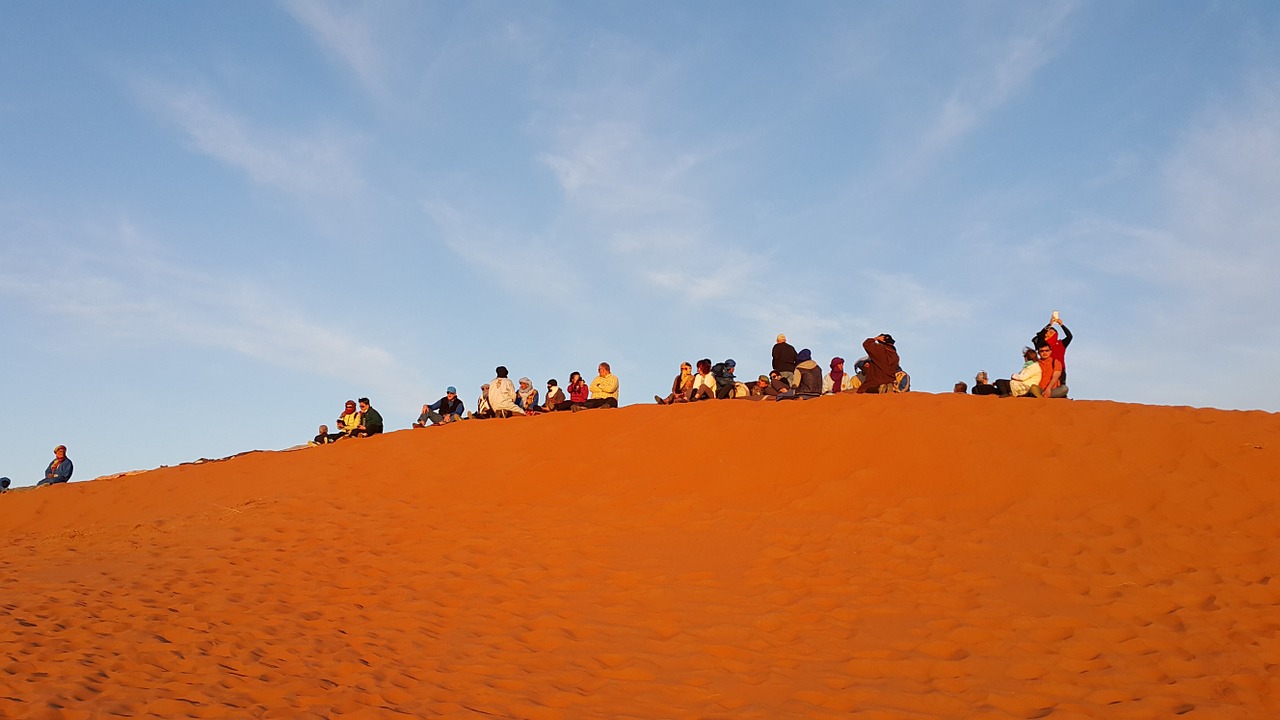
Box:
[2,395,1278,719]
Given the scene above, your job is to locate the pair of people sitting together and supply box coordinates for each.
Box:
[312,398,384,444]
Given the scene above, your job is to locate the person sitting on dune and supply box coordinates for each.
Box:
[416,387,465,427]
[470,384,495,419]
[689,359,717,401]
[311,424,339,445]
[656,362,694,405]
[823,357,857,394]
[1034,312,1073,385]
[994,347,1041,398]
[516,377,540,414]
[551,372,589,411]
[337,400,362,438]
[36,445,74,487]
[765,370,790,398]
[352,398,384,437]
[542,379,567,412]
[971,371,1000,396]
[582,362,620,409]
[1033,344,1068,398]
[711,359,738,399]
[856,334,902,394]
[488,367,525,418]
[0,477,9,493]
[776,349,823,400]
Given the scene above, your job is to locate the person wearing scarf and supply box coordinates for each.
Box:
[37,445,74,486]
[824,357,849,394]
[655,362,694,404]
[516,377,540,414]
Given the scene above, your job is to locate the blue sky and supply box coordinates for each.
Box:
[3,1,1279,486]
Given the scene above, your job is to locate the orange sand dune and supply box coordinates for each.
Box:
[2,394,1278,719]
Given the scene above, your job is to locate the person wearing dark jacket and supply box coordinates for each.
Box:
[777,349,823,400]
[415,387,465,427]
[856,334,902,394]
[772,334,798,385]
[1033,313,1073,384]
[355,397,384,436]
[36,445,74,486]
[711,359,738,399]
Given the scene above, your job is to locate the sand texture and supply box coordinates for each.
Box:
[1,394,1278,719]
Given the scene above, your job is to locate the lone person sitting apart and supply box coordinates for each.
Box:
[416,387,465,427]
[856,334,902,394]
[37,445,74,487]
[583,362,620,409]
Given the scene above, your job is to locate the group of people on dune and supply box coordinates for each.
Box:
[308,314,1072,445]
[954,314,1072,399]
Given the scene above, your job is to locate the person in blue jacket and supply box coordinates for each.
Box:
[414,387,466,427]
[36,445,73,486]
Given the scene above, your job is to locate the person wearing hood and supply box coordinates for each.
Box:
[488,366,524,417]
[656,362,694,405]
[823,356,857,394]
[516,377,540,413]
[711,358,738,399]
[857,334,903,394]
[777,349,823,400]
[772,334,798,385]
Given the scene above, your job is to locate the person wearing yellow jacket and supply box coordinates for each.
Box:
[583,362,620,409]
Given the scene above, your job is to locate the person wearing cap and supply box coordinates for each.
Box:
[745,375,771,400]
[772,334,798,385]
[353,398,383,436]
[337,400,363,438]
[856,334,903,394]
[823,357,857,394]
[711,359,738,399]
[416,387,466,427]
[36,445,74,486]
[489,366,524,417]
[583,362,620,409]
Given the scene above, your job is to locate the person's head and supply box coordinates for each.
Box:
[776,333,786,343]
[797,348,812,362]
[1036,344,1053,360]
[54,445,67,458]
[344,400,357,413]
[679,361,692,374]
[318,424,329,434]
[481,383,489,391]
[598,362,610,375]
[723,359,736,371]
[446,386,457,396]
[358,397,371,410]
[547,378,558,388]
[519,377,531,388]
[569,371,582,384]
[697,358,712,374]
[975,371,989,385]
[0,477,9,491]
[1023,346,1037,362]
[769,370,782,381]
[1045,327,1059,341]
[954,382,968,393]
[495,366,508,378]
[879,333,896,346]
[757,375,769,386]
[831,357,845,370]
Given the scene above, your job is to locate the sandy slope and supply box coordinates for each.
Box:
[1,394,1277,719]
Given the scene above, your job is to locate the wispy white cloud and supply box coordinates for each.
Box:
[0,215,422,401]
[280,0,391,99]
[910,2,1079,166]
[136,82,366,202]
